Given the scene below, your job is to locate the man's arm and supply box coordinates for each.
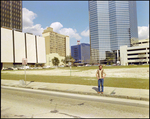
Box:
[103,70,106,79]
[96,70,99,79]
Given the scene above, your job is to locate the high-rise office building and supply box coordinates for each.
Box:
[1,1,22,31]
[71,43,90,63]
[89,1,138,63]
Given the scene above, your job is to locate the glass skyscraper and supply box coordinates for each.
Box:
[89,1,138,63]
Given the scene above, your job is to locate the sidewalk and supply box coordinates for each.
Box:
[1,79,149,101]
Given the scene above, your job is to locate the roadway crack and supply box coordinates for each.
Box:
[78,102,85,106]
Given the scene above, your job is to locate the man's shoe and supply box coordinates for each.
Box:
[101,92,103,94]
[97,92,100,94]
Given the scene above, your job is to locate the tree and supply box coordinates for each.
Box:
[62,56,75,65]
[105,51,116,65]
[106,57,114,65]
[52,57,60,66]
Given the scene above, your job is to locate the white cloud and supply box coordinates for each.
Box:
[59,28,81,40]
[138,25,149,40]
[50,22,63,33]
[22,8,44,36]
[23,24,44,36]
[23,8,37,27]
[81,29,89,37]
[22,8,81,39]
[50,22,81,40]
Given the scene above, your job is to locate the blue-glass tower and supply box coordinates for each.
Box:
[71,43,90,63]
[89,1,138,63]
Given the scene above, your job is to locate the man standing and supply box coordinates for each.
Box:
[96,65,106,94]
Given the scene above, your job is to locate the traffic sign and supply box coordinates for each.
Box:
[22,58,27,65]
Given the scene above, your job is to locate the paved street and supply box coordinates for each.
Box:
[1,88,149,118]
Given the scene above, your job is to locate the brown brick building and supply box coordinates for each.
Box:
[1,1,22,31]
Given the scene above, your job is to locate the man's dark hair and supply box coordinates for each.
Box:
[99,65,103,67]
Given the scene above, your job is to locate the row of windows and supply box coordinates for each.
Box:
[1,4,21,9]
[1,23,21,29]
[1,20,21,25]
[2,11,21,15]
[1,16,21,20]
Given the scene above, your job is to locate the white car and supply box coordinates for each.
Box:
[37,67,42,69]
[43,65,51,69]
[18,66,30,70]
[59,65,64,67]
[85,64,91,67]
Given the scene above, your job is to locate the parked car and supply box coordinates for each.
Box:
[18,67,24,70]
[51,66,58,68]
[24,66,30,69]
[29,67,34,69]
[37,67,42,69]
[33,67,38,69]
[93,64,99,66]
[112,64,117,66]
[13,67,18,70]
[3,67,14,70]
[43,65,51,69]
[18,66,30,70]
[3,67,18,70]
[142,63,148,65]
[106,65,111,66]
[85,64,91,67]
[58,65,64,67]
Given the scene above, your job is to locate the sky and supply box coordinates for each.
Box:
[22,1,149,47]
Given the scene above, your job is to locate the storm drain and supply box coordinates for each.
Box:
[50,110,58,113]
[110,89,116,95]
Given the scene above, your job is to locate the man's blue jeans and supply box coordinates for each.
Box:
[98,79,104,92]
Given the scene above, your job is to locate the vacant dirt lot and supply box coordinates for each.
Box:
[2,67,149,79]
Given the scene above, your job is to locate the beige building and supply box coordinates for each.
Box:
[46,53,65,67]
[131,38,149,47]
[120,38,149,65]
[42,27,70,66]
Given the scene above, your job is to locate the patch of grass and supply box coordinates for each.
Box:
[1,73,149,89]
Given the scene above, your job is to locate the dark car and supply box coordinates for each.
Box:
[3,67,14,70]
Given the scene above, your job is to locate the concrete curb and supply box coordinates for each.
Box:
[37,88,149,101]
[1,84,149,101]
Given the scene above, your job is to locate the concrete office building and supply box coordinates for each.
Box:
[71,43,90,64]
[42,27,70,66]
[89,1,138,63]
[131,38,149,47]
[1,27,46,69]
[120,38,149,65]
[1,1,22,31]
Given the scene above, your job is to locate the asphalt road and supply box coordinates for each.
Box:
[1,88,149,118]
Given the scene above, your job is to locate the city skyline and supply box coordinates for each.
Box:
[22,1,149,47]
